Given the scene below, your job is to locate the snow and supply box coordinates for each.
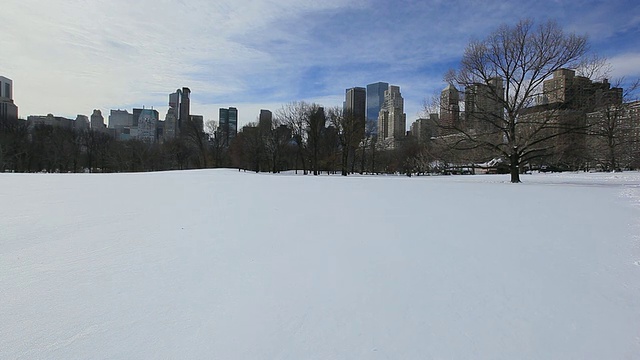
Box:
[1,170,639,359]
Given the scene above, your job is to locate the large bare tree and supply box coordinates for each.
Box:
[446,19,588,182]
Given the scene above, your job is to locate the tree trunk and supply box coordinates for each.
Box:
[608,137,616,171]
[510,152,521,183]
[341,148,348,176]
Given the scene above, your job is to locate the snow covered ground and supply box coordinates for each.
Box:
[1,170,639,359]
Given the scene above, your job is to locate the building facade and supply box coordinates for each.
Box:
[377,85,406,147]
[542,68,622,110]
[27,114,82,130]
[136,109,159,143]
[440,84,460,133]
[179,87,191,133]
[108,109,134,140]
[464,77,505,134]
[586,100,640,170]
[75,115,90,131]
[410,113,439,141]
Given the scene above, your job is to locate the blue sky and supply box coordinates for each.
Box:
[2,0,639,128]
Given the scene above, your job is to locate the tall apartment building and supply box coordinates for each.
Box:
[0,76,18,122]
[465,77,505,134]
[585,100,640,170]
[377,85,406,147]
[219,107,238,146]
[542,69,622,110]
[366,82,388,135]
[517,69,625,169]
[439,84,460,134]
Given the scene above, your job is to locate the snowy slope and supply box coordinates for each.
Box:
[1,170,639,359]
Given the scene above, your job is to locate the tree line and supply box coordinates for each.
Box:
[0,104,455,175]
[1,95,638,176]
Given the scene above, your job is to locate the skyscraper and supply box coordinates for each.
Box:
[0,76,18,122]
[167,87,191,136]
[179,87,191,132]
[259,109,273,129]
[377,85,406,147]
[165,91,180,140]
[366,82,389,135]
[219,107,238,146]
[440,84,460,134]
[345,87,366,137]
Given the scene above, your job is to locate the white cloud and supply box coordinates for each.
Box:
[608,52,640,78]
[1,0,364,119]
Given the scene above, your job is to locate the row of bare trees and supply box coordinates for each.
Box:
[2,97,636,177]
[0,116,226,173]
[230,102,361,175]
[228,101,494,176]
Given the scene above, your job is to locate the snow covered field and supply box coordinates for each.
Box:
[1,170,639,359]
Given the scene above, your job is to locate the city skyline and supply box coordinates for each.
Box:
[2,0,639,128]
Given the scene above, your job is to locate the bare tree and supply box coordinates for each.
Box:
[446,19,589,182]
[327,106,364,176]
[306,104,326,175]
[263,118,292,173]
[0,117,29,172]
[181,118,209,168]
[576,54,612,81]
[358,120,377,174]
[234,122,264,172]
[276,101,309,174]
